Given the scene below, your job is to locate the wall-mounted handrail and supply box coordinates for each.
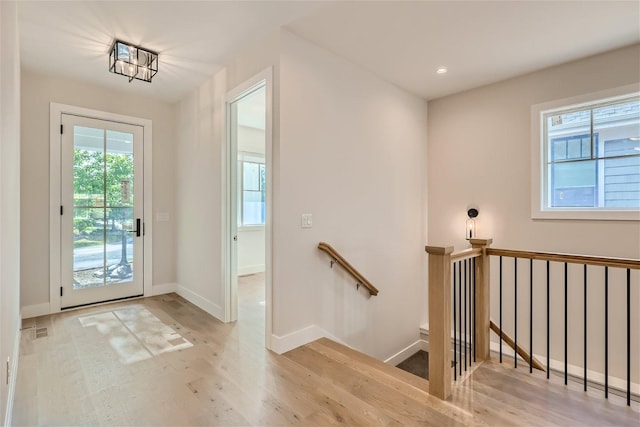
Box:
[318,242,379,296]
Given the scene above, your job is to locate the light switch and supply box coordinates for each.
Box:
[156,212,170,222]
[301,214,313,228]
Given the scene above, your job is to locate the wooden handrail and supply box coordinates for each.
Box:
[318,242,379,296]
[490,320,545,372]
[487,248,640,270]
[451,248,483,262]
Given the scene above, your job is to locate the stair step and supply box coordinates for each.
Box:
[313,337,430,394]
[284,338,477,426]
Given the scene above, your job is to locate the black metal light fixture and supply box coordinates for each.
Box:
[109,40,158,83]
[466,208,478,240]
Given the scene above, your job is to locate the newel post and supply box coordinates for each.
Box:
[425,244,454,400]
[470,238,493,361]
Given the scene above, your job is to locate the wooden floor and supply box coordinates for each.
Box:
[12,274,639,426]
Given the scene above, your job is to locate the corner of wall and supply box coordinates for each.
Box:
[176,285,224,322]
[151,282,178,296]
[270,324,345,355]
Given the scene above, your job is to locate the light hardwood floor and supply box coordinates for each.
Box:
[12,274,639,426]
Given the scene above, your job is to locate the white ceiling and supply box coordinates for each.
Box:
[18,1,640,103]
[286,1,640,100]
[18,1,328,102]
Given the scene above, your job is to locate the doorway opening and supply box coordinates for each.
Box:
[225,69,272,349]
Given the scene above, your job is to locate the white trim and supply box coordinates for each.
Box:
[21,302,51,319]
[223,67,274,350]
[384,339,429,366]
[530,83,640,221]
[4,313,21,427]
[50,104,62,313]
[238,225,265,232]
[143,122,153,298]
[49,103,153,312]
[176,285,224,321]
[270,324,343,355]
[152,282,178,296]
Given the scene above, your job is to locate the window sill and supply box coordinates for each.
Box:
[532,209,640,221]
[238,225,265,232]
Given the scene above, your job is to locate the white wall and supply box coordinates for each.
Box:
[20,71,177,310]
[175,31,280,320]
[175,30,428,361]
[238,124,266,154]
[175,70,227,318]
[277,31,428,360]
[237,226,265,276]
[428,44,640,389]
[0,1,21,423]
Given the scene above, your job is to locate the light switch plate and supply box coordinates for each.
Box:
[156,212,170,222]
[301,214,312,228]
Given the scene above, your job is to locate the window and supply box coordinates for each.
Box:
[238,153,265,226]
[532,87,640,220]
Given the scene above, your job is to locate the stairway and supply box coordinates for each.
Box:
[283,338,474,426]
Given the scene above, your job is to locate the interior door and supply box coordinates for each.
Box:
[60,114,144,308]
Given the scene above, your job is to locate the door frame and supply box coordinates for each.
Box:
[223,67,273,350]
[49,103,153,313]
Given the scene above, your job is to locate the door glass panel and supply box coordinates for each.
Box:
[72,126,135,289]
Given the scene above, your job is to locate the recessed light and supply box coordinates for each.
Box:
[436,66,448,75]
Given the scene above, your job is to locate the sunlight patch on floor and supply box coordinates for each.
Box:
[79,305,192,364]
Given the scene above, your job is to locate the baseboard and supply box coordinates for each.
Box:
[176,285,224,321]
[238,265,265,276]
[21,284,178,318]
[270,325,342,355]
[152,282,178,296]
[488,340,640,395]
[384,339,429,365]
[21,302,50,319]
[4,311,21,427]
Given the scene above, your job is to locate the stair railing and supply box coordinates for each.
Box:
[426,238,492,399]
[427,239,639,406]
[487,247,639,406]
[318,242,379,296]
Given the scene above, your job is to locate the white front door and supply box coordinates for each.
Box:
[60,114,144,308]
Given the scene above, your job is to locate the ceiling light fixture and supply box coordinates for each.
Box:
[109,40,158,83]
[436,66,448,75]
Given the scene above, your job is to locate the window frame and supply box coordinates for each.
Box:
[531,84,640,221]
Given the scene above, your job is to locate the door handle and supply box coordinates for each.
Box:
[127,218,141,237]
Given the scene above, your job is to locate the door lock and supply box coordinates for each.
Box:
[233,235,238,241]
